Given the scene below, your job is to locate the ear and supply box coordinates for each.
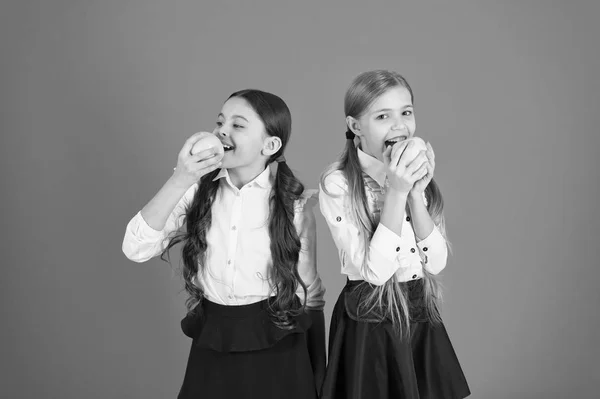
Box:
[262,136,282,157]
[346,116,362,137]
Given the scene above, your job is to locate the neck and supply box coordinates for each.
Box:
[228,161,269,189]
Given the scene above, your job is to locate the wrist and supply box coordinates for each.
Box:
[386,187,409,202]
[408,189,424,201]
[168,173,195,191]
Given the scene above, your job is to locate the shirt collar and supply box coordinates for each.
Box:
[212,164,273,189]
[357,146,386,187]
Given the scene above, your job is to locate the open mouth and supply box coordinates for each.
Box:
[384,136,407,148]
[222,143,235,152]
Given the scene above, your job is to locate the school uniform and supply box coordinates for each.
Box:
[318,147,470,399]
[123,165,325,399]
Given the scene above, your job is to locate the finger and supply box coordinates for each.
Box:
[199,161,223,175]
[425,146,435,171]
[427,142,435,161]
[426,148,434,161]
[405,161,427,180]
[426,162,434,178]
[411,162,429,181]
[213,143,225,157]
[405,151,428,174]
[390,140,411,168]
[382,146,393,167]
[190,148,221,162]
[191,154,223,170]
[180,132,210,156]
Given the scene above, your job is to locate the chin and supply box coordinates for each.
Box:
[221,159,245,170]
[219,151,235,168]
[219,161,232,169]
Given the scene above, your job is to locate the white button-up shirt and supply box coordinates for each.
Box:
[123,165,325,309]
[319,147,448,285]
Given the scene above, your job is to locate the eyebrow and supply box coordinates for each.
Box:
[371,105,413,114]
[218,113,249,122]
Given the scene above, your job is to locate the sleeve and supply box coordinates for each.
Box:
[122,184,198,263]
[293,189,326,310]
[416,224,448,275]
[318,171,415,285]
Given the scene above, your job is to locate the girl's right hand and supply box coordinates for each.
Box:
[172,132,224,187]
[383,140,429,195]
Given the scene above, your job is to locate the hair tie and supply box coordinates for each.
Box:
[275,154,286,163]
[345,130,355,140]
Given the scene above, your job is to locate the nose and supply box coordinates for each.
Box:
[218,129,228,138]
[391,119,408,132]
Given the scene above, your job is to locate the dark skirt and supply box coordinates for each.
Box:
[321,279,470,399]
[177,298,318,399]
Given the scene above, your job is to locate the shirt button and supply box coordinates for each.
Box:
[227,260,232,265]
[336,216,342,222]
[412,274,417,279]
[423,247,428,251]
[228,294,233,299]
[410,248,416,253]
[231,226,236,230]
[406,216,411,222]
[396,247,401,252]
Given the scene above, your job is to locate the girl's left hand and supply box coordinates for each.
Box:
[410,142,435,195]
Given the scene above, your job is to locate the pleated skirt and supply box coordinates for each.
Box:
[321,279,471,399]
[177,298,318,399]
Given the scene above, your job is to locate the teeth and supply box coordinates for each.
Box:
[384,137,405,148]
[384,139,400,148]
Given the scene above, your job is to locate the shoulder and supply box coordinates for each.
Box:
[320,168,349,197]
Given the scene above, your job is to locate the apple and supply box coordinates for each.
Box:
[190,132,224,156]
[399,136,427,165]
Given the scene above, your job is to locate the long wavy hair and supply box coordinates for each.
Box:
[321,70,447,336]
[163,89,306,329]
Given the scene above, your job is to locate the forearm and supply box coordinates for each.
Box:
[140,175,192,231]
[408,192,434,241]
[379,188,409,237]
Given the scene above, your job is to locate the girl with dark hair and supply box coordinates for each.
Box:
[319,71,470,399]
[123,89,325,399]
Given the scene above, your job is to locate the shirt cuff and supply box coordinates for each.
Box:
[416,225,445,252]
[371,222,416,263]
[300,276,326,311]
[127,211,167,241]
[415,226,447,268]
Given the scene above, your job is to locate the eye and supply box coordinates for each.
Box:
[216,121,223,127]
[375,114,388,120]
[233,124,244,129]
[402,110,413,117]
